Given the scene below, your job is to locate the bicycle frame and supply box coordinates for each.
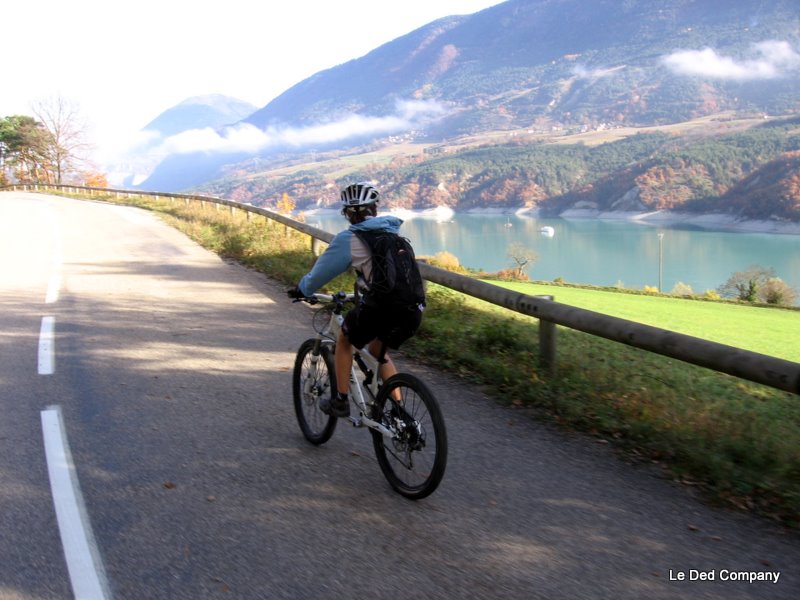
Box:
[309,293,395,439]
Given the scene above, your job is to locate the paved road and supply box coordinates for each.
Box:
[1,191,798,600]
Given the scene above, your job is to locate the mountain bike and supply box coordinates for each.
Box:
[292,292,447,499]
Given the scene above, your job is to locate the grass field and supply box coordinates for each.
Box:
[489,281,800,362]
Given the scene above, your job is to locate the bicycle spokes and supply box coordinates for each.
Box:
[386,401,426,451]
[371,373,447,500]
[303,364,330,402]
[293,340,338,445]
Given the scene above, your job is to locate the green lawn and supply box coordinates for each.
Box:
[490,281,800,363]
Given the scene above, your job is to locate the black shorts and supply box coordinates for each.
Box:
[343,303,422,350]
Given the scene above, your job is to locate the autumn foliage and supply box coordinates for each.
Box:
[84,171,109,188]
[196,116,800,224]
[713,151,800,220]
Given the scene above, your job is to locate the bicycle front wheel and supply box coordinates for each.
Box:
[371,373,447,500]
[293,339,337,444]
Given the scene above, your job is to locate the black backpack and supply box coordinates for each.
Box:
[354,230,425,311]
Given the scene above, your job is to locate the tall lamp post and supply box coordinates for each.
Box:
[658,232,664,293]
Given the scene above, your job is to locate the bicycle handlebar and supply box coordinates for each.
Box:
[296,291,355,305]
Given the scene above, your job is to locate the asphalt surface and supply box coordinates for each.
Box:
[0,191,798,600]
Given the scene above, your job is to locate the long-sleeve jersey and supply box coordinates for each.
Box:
[297,214,404,296]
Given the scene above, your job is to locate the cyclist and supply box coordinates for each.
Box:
[288,182,423,417]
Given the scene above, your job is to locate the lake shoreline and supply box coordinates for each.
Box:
[556,208,800,236]
[303,206,800,235]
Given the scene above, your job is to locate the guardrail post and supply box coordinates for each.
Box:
[536,295,556,375]
[311,237,324,256]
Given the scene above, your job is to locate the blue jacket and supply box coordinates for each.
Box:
[298,215,403,296]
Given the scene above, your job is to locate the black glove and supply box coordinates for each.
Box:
[287,286,305,300]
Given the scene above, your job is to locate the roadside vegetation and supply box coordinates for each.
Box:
[43,190,800,527]
[0,96,105,187]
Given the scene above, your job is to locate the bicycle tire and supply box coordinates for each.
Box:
[371,373,447,499]
[292,339,338,444]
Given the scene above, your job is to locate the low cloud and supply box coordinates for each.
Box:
[662,40,800,81]
[156,99,447,156]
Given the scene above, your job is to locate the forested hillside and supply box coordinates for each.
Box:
[198,114,800,221]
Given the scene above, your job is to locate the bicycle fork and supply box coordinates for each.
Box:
[303,339,326,398]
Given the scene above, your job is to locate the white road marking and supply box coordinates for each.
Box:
[41,406,111,600]
[38,317,56,375]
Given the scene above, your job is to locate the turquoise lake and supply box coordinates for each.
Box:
[305,212,800,298]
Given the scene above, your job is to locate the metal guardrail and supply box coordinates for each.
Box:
[5,183,799,395]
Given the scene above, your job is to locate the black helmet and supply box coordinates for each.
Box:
[340,182,380,207]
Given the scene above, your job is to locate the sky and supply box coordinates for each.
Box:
[2,0,503,164]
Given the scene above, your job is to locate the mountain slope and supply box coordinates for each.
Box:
[142,0,799,193]
[245,0,799,134]
[195,114,800,222]
[116,94,257,188]
[144,94,257,137]
[707,150,800,219]
[536,117,800,220]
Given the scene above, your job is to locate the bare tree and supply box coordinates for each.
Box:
[507,242,537,279]
[31,95,90,184]
[717,265,776,302]
[760,278,798,306]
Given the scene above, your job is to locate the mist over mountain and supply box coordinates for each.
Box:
[138,0,799,213]
[143,94,257,138]
[108,94,257,188]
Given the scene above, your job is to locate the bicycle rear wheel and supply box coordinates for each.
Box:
[371,373,447,499]
[293,339,337,444]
